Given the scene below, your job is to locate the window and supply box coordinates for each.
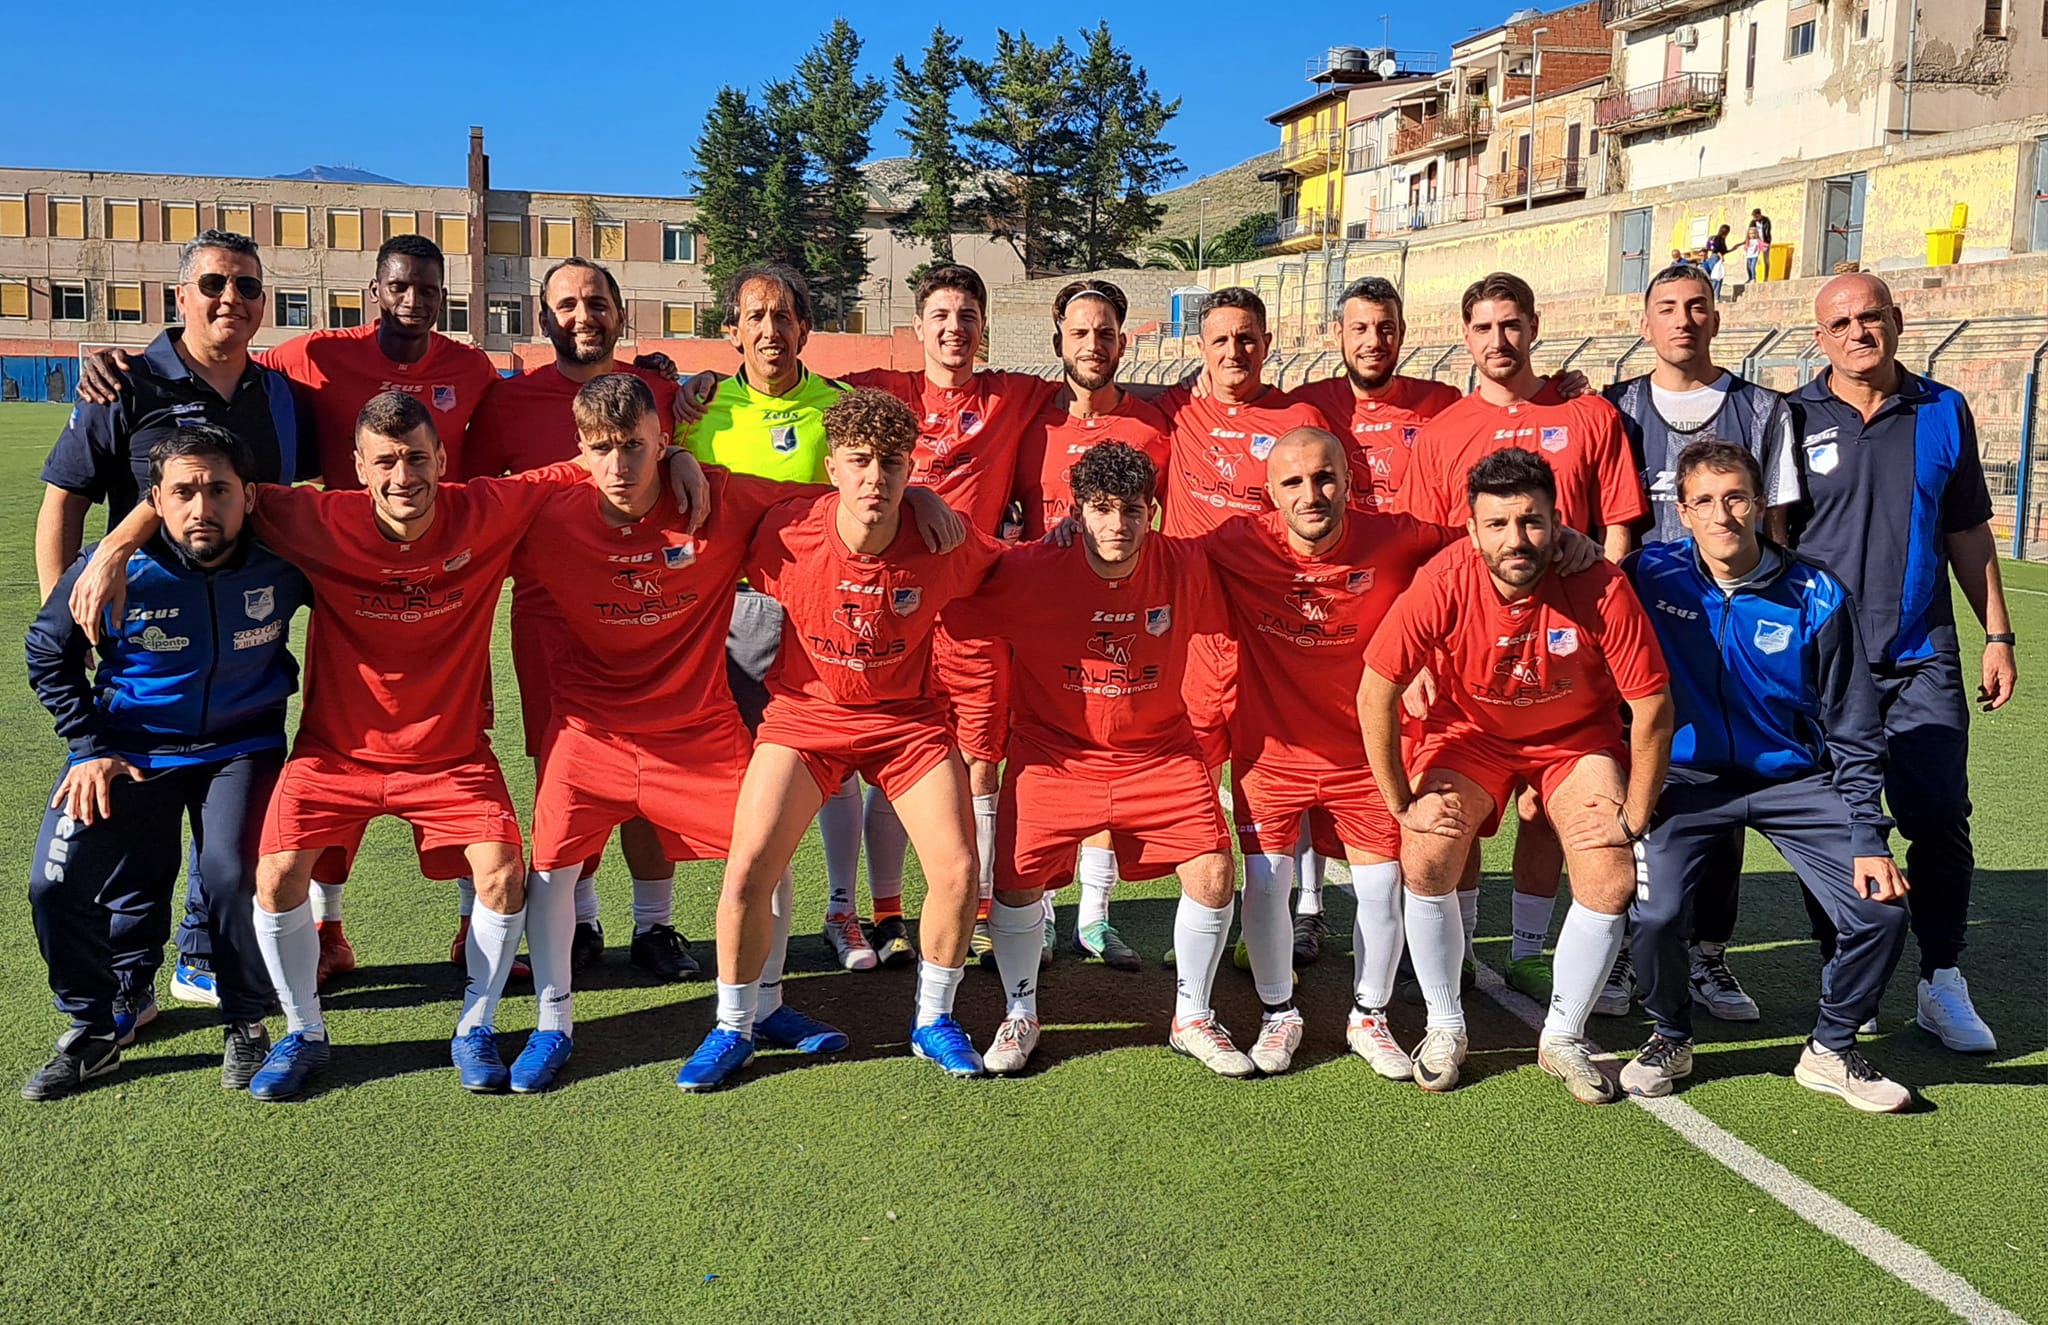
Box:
[487,214,523,255]
[330,209,362,250]
[438,296,470,335]
[163,201,197,244]
[1588,129,1600,156]
[107,283,143,322]
[105,199,140,242]
[328,290,364,329]
[0,279,27,319]
[1746,23,1759,88]
[383,210,417,239]
[0,196,24,238]
[275,205,309,249]
[662,303,695,336]
[163,284,181,323]
[437,213,468,254]
[1985,0,2006,34]
[1857,5,1871,38]
[540,217,574,257]
[662,223,696,263]
[275,290,311,329]
[595,220,625,261]
[51,197,85,239]
[486,296,523,336]
[1787,18,1816,57]
[219,203,253,235]
[52,282,87,321]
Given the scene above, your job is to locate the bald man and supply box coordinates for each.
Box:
[1782,273,2015,1053]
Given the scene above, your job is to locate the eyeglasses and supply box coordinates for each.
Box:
[192,273,265,301]
[1681,492,1755,517]
[1818,306,1894,338]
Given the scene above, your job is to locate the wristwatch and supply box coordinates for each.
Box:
[1986,632,2016,647]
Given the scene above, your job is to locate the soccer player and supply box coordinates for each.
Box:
[1782,273,2015,1052]
[463,257,692,981]
[23,426,309,1099]
[1362,448,1673,1103]
[1395,272,1649,1005]
[677,389,1003,1089]
[1009,279,1171,971]
[38,228,309,1018]
[945,442,1241,1074]
[1620,440,1912,1111]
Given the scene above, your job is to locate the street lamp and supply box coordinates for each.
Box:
[1526,26,1548,216]
[1198,195,1210,271]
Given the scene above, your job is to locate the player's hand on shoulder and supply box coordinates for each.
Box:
[1553,526,1600,575]
[632,352,678,382]
[666,448,711,532]
[673,370,720,425]
[76,348,135,406]
[1042,515,1080,549]
[905,487,967,554]
[52,756,145,825]
[1552,369,1592,401]
[69,549,132,647]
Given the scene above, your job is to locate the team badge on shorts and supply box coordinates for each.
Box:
[1146,605,1172,636]
[663,542,696,570]
[1540,427,1569,453]
[1546,626,1579,656]
[1753,620,1794,654]
[1250,433,1277,461]
[443,549,473,573]
[432,385,457,412]
[1346,569,1374,594]
[771,424,798,454]
[243,586,275,622]
[892,587,922,616]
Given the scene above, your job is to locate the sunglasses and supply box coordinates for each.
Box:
[193,273,265,300]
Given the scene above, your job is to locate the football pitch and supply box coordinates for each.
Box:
[0,400,2040,1324]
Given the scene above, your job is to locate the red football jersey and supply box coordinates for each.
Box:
[461,362,680,482]
[1394,380,1648,535]
[848,368,1060,534]
[944,536,1222,772]
[511,468,826,734]
[1011,391,1172,540]
[250,462,589,766]
[1291,375,1462,513]
[257,323,498,491]
[1364,542,1669,747]
[1202,509,1458,768]
[1152,384,1334,537]
[745,493,1004,706]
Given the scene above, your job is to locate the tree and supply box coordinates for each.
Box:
[1141,236,1201,270]
[692,86,769,307]
[799,19,888,328]
[893,25,967,279]
[1140,213,1272,272]
[962,30,1079,276]
[1065,22,1182,271]
[756,78,812,271]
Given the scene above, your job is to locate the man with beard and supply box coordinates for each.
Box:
[1363,448,1673,1102]
[463,257,692,983]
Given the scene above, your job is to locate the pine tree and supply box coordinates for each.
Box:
[757,77,812,271]
[893,25,966,278]
[1066,22,1183,270]
[692,86,769,309]
[799,19,888,329]
[962,30,1079,277]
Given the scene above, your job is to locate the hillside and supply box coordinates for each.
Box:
[1150,150,1280,247]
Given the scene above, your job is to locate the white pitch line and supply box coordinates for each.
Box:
[2003,585,2048,598]
[1470,962,2028,1325]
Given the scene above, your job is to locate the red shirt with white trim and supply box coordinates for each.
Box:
[1011,391,1172,540]
[1153,384,1334,537]
[848,368,1060,534]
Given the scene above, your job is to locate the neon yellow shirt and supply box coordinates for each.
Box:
[682,366,847,483]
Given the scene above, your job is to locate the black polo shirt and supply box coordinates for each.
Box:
[41,330,309,531]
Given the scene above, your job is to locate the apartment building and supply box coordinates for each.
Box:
[1259,46,1439,252]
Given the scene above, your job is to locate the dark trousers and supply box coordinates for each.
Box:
[1636,770,1909,1050]
[1691,828,1743,945]
[724,585,784,735]
[30,750,281,1036]
[1802,652,1973,976]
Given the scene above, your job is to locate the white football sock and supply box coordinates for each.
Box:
[972,793,998,904]
[309,881,343,924]
[716,980,759,1038]
[1350,862,1405,1010]
[457,901,526,1035]
[1405,891,1467,1032]
[1458,887,1480,965]
[253,900,323,1038]
[819,776,863,919]
[990,900,1042,1021]
[456,875,476,919]
[573,875,600,926]
[1077,846,1116,930]
[1171,893,1234,1022]
[757,871,794,1018]
[914,960,965,1028]
[1294,815,1325,916]
[630,875,675,934]
[863,785,909,913]
[527,867,577,1036]
[1544,903,1628,1042]
[1241,852,1296,1006]
[1510,890,1557,961]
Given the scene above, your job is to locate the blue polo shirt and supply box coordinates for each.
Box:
[40,330,307,531]
[1786,367,1992,668]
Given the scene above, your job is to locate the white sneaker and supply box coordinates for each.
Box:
[822,914,878,972]
[1794,1040,1912,1113]
[983,1015,1040,1074]
[1249,1008,1304,1075]
[1538,1034,1623,1105]
[1916,968,1996,1052]
[1689,943,1760,1021]
[1411,1026,1468,1092]
[1169,1015,1256,1078]
[1346,1007,1413,1080]
[1595,942,1636,1017]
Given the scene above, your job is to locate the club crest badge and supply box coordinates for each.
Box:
[1806,440,1839,475]
[243,586,275,621]
[431,385,457,413]
[443,549,472,573]
[1346,569,1374,594]
[1250,433,1277,461]
[1753,620,1794,654]
[1546,626,1579,656]
[663,543,696,570]
[771,424,799,454]
[892,587,922,616]
[1540,426,1568,453]
[1146,605,1172,636]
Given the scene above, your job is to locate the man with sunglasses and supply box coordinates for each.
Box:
[1781,273,2016,1054]
[34,229,310,1034]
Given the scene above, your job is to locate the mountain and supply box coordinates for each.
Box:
[1150,150,1281,244]
[272,165,405,184]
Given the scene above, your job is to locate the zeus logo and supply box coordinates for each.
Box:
[834,603,881,639]
[835,581,885,595]
[1092,610,1136,623]
[1087,632,1136,665]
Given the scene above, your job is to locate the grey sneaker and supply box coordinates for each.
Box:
[1690,943,1760,1021]
[1794,1040,1911,1113]
[1538,1034,1623,1105]
[1595,942,1636,1017]
[221,1020,272,1091]
[1619,1032,1693,1098]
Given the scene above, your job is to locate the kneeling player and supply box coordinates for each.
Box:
[1361,448,1673,1103]
[680,389,1003,1088]
[947,443,1238,1075]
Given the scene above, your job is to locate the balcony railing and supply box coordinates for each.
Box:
[1486,159,1590,204]
[1391,106,1494,161]
[1600,0,1721,31]
[1595,72,1726,133]
[1346,144,1380,174]
[1256,213,1339,247]
[1280,131,1343,165]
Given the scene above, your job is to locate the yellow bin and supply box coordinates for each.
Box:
[1925,229,1962,266]
[1766,243,1795,281]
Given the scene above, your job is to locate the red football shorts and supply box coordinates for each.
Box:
[931,624,1010,764]
[260,742,523,880]
[996,751,1230,893]
[1182,634,1238,771]
[1233,757,1400,860]
[1408,723,1627,838]
[530,716,749,872]
[509,596,574,758]
[756,695,959,803]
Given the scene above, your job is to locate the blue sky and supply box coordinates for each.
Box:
[15,1,1517,195]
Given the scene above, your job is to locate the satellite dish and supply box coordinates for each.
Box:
[1375,56,1399,78]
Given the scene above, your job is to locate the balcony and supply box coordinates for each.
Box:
[1486,159,1591,206]
[1279,130,1343,169]
[1256,213,1339,250]
[1594,72,1726,134]
[1389,106,1495,162]
[1600,0,1721,31]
